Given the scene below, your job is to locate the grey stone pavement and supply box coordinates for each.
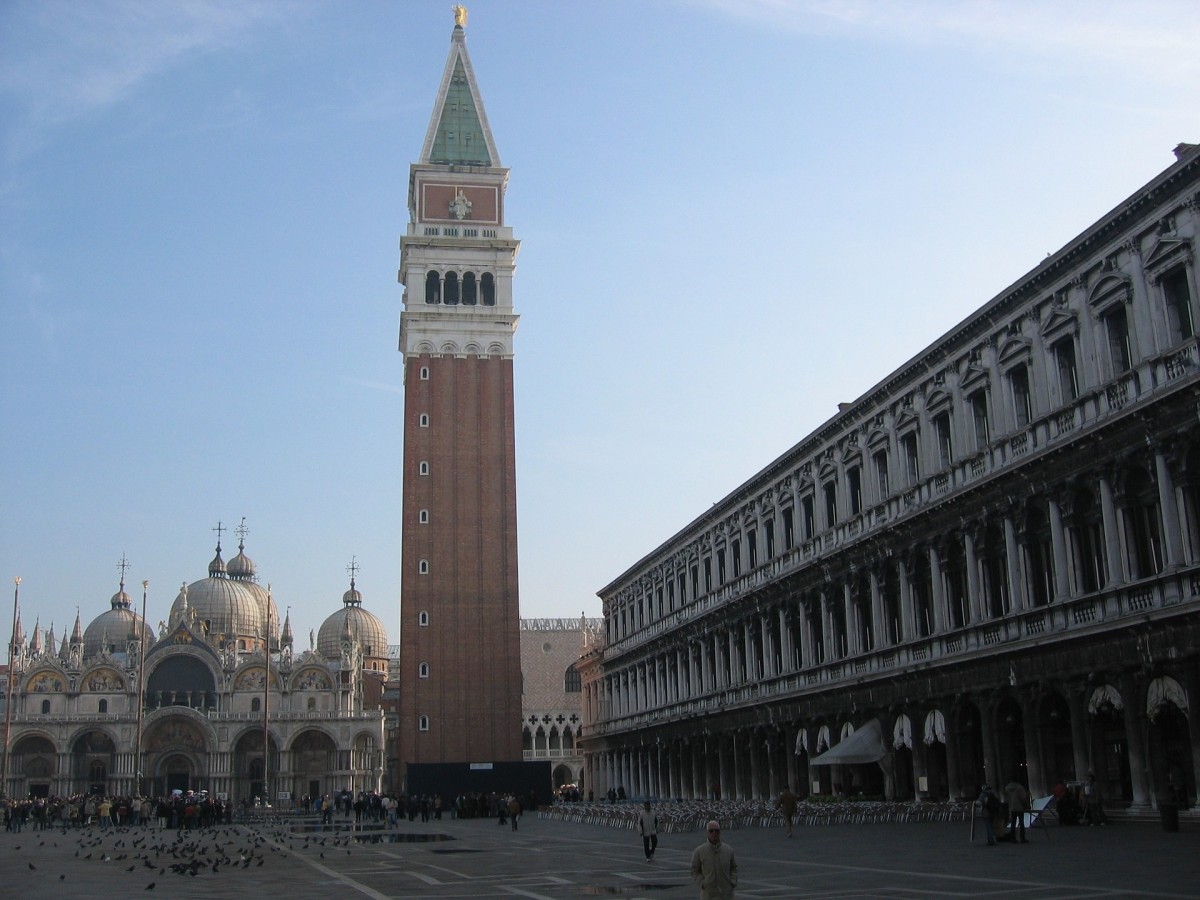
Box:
[1,812,1197,899]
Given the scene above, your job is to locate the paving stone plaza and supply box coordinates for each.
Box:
[1,811,1196,898]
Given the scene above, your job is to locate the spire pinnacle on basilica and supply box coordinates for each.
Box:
[419,9,500,167]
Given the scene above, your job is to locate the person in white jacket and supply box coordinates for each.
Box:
[638,801,659,860]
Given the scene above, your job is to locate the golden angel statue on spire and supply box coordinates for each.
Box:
[453,5,467,28]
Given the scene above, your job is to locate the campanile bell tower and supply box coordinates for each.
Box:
[396,9,523,770]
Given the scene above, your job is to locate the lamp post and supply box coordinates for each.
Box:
[134,580,148,797]
[2,576,21,801]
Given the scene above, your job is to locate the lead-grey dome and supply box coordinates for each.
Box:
[83,580,155,658]
[317,577,388,661]
[169,542,274,641]
[227,539,280,640]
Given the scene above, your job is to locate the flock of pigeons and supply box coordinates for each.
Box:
[7,824,360,890]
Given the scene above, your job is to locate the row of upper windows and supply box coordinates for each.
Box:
[602,459,1189,676]
[603,257,1197,642]
[423,270,496,306]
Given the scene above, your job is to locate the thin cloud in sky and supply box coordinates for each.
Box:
[700,0,1200,81]
[0,0,297,157]
[344,377,405,397]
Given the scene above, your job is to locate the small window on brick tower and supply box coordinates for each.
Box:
[419,461,429,475]
[419,413,429,427]
[420,366,430,380]
[419,716,430,732]
[419,611,429,626]
[419,509,429,524]
[419,559,429,574]
[419,663,430,678]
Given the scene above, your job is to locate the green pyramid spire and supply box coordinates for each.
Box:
[420,22,500,168]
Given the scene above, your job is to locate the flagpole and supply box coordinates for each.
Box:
[263,618,270,807]
[134,580,148,797]
[2,577,21,800]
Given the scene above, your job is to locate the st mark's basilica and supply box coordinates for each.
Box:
[2,525,388,803]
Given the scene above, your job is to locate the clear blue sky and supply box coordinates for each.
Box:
[2,0,1197,647]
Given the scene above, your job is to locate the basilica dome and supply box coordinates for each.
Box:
[169,543,273,643]
[226,539,280,639]
[317,577,389,663]
[82,580,155,658]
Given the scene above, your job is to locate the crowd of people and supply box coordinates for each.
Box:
[976,772,1106,844]
[2,787,545,833]
[1,791,234,831]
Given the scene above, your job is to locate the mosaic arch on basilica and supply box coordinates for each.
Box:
[2,527,387,803]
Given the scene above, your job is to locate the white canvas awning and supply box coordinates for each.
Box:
[810,718,887,766]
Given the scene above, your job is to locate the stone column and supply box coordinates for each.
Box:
[1154,449,1184,568]
[1003,514,1025,612]
[821,591,836,661]
[778,608,793,674]
[928,545,947,633]
[728,628,739,686]
[964,529,983,624]
[760,614,774,678]
[719,736,732,801]
[869,570,887,647]
[748,731,762,799]
[799,601,814,668]
[1047,495,1071,601]
[1098,473,1124,586]
[743,619,756,681]
[1119,671,1152,809]
[843,582,858,656]
[897,560,915,642]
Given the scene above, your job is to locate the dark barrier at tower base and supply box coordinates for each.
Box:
[405,760,551,806]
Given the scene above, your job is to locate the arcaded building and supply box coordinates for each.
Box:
[578,144,1200,813]
[520,617,602,792]
[2,532,386,802]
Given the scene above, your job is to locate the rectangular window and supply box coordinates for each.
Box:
[969,391,990,450]
[873,450,889,498]
[717,549,726,584]
[823,481,838,527]
[901,433,920,484]
[1054,339,1079,402]
[782,508,794,549]
[801,495,815,541]
[1104,307,1132,373]
[1162,267,1195,341]
[732,539,742,577]
[847,466,862,515]
[1010,364,1032,427]
[933,412,953,468]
